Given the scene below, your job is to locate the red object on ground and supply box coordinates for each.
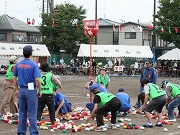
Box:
[169,122,173,125]
[71,128,76,132]
[134,126,139,129]
[152,115,157,119]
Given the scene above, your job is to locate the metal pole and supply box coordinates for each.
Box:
[152,0,156,48]
[95,0,97,45]
[42,0,44,14]
[89,36,93,102]
[152,0,156,62]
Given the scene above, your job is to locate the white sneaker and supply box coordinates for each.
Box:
[96,126,107,132]
[111,124,118,129]
[167,119,176,122]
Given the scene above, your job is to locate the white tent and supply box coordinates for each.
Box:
[77,44,153,58]
[157,48,180,60]
[0,43,50,57]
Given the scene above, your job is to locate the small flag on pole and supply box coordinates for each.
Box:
[32,18,35,25]
[75,23,78,29]
[132,25,135,32]
[161,27,164,33]
[175,27,178,34]
[137,25,142,32]
[52,20,55,27]
[1,15,4,24]
[27,18,31,25]
[113,24,116,32]
[119,24,122,31]
[169,27,171,33]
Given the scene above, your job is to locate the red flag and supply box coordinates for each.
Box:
[119,24,122,31]
[52,20,55,27]
[137,25,142,32]
[113,24,116,31]
[32,18,35,25]
[27,18,31,25]
[175,27,178,33]
[75,23,78,29]
[161,27,164,33]
[146,25,153,29]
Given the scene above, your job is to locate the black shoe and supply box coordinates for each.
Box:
[143,124,153,128]
[155,123,163,127]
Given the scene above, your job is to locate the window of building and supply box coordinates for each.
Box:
[125,32,136,39]
[12,34,26,42]
[0,33,7,41]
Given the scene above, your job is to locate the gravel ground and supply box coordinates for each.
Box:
[0,74,180,135]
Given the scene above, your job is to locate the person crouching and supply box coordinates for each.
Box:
[86,88,121,131]
[54,90,72,120]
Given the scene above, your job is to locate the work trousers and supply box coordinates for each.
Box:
[96,98,121,126]
[0,81,18,115]
[37,94,55,123]
[17,88,38,135]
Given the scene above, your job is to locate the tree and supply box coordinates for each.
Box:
[40,2,89,53]
[154,0,180,48]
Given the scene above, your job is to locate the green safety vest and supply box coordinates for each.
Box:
[167,83,180,98]
[96,92,115,107]
[40,72,54,94]
[147,83,165,99]
[97,75,109,88]
[5,64,15,80]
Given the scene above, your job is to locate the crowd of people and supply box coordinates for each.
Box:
[1,45,180,134]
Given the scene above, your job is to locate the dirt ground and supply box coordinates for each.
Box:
[0,75,180,135]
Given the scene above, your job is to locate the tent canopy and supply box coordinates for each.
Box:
[0,43,50,57]
[77,44,153,58]
[157,48,180,60]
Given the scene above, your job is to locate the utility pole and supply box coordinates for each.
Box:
[152,0,156,48]
[42,0,44,14]
[152,0,156,62]
[4,0,7,13]
[95,0,97,45]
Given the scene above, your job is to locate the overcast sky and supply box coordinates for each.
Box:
[0,0,159,25]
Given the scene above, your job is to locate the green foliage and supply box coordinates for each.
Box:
[154,0,180,48]
[40,2,89,53]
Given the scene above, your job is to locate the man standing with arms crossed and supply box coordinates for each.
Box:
[13,45,42,135]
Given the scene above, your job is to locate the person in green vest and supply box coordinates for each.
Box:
[95,67,110,89]
[86,88,121,131]
[161,80,180,122]
[141,79,166,128]
[0,56,18,117]
[37,63,62,125]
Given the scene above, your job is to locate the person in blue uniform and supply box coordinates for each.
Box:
[13,45,42,135]
[85,80,108,112]
[54,91,72,120]
[116,88,131,116]
[134,60,158,109]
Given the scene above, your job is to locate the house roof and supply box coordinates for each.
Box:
[157,48,180,60]
[0,14,40,33]
[0,43,50,57]
[98,18,151,29]
[77,44,153,58]
[99,18,122,26]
